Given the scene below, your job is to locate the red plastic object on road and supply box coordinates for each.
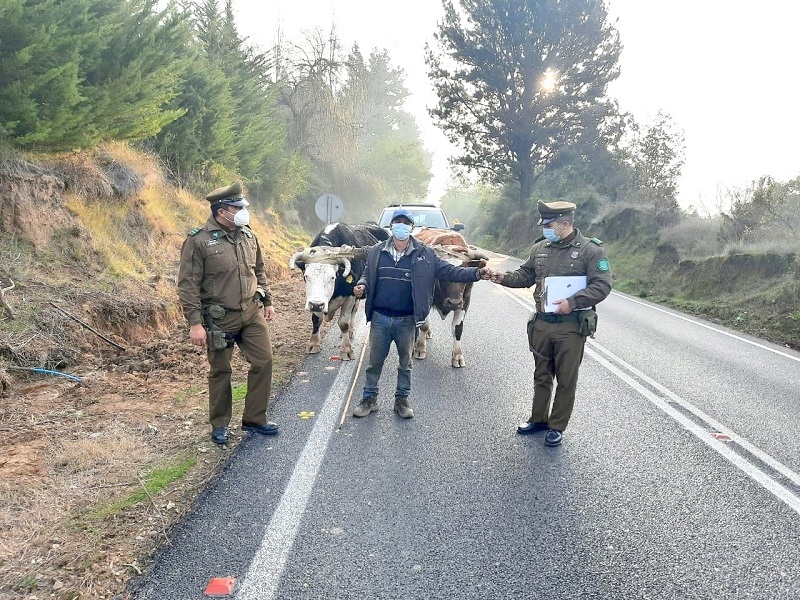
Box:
[204,577,236,597]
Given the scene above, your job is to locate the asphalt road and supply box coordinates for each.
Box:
[131,253,800,600]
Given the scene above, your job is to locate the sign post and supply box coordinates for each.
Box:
[314,194,344,225]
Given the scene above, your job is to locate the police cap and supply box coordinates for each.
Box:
[537,200,576,226]
[205,181,249,207]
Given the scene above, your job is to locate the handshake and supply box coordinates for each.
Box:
[478,267,504,283]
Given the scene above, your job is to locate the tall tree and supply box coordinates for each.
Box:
[0,0,186,149]
[426,0,621,207]
[627,112,685,225]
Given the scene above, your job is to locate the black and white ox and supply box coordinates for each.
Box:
[289,223,389,360]
[413,228,488,368]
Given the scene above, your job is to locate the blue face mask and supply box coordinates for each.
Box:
[391,222,412,240]
[542,225,561,242]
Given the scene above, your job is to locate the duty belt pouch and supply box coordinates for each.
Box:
[578,310,598,338]
[526,312,537,351]
[204,305,229,350]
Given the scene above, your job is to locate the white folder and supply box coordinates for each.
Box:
[543,276,587,313]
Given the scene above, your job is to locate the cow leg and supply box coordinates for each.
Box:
[414,316,430,360]
[450,308,466,368]
[337,296,357,360]
[308,313,322,354]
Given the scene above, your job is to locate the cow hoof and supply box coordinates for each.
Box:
[308,345,321,354]
[426,331,433,339]
[452,357,466,368]
[413,350,427,360]
[340,352,354,361]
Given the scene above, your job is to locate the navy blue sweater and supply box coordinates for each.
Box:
[358,238,481,325]
[372,251,414,316]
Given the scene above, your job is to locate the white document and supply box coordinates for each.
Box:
[543,276,587,313]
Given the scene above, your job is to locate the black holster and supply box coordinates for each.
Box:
[526,312,537,351]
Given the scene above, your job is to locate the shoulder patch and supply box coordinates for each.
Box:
[590,237,604,246]
[189,227,202,236]
[597,257,610,272]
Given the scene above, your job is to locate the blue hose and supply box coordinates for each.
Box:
[11,367,82,382]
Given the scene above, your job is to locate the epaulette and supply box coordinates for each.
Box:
[189,226,202,236]
[590,237,604,246]
[533,235,546,244]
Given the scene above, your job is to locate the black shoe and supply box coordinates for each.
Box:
[544,429,563,447]
[517,421,549,434]
[211,426,229,445]
[242,421,280,436]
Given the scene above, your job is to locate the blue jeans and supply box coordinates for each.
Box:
[363,311,416,399]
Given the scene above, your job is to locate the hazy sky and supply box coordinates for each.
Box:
[234,0,799,211]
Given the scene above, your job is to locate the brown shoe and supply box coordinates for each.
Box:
[394,396,414,419]
[353,396,378,417]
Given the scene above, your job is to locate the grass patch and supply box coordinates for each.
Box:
[88,457,196,520]
[14,572,37,593]
[232,383,247,404]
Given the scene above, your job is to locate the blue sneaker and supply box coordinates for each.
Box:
[211,427,229,445]
[242,421,280,436]
[544,429,563,447]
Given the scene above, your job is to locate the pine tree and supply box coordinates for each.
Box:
[0,0,188,149]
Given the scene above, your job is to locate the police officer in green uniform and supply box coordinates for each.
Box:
[491,200,611,446]
[177,181,279,445]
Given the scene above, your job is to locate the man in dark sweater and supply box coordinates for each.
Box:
[352,208,492,418]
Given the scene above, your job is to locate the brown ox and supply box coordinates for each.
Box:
[413,228,487,368]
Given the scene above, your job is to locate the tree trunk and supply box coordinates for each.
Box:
[518,154,534,208]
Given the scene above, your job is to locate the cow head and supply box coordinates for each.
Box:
[289,249,352,314]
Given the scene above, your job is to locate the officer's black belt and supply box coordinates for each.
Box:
[202,305,243,313]
[536,312,580,323]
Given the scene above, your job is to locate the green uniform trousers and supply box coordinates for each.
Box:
[206,299,273,428]
[529,316,586,431]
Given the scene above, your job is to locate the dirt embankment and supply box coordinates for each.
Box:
[0,147,316,599]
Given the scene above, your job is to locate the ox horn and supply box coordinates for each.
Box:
[289,249,309,270]
[339,257,352,279]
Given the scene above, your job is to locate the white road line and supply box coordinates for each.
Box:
[494,284,800,516]
[587,339,800,488]
[235,326,367,600]
[612,291,800,363]
[586,345,800,516]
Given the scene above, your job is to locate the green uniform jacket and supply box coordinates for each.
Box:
[177,215,272,327]
[501,228,612,312]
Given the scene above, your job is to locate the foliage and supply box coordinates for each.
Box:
[623,112,685,224]
[276,35,431,226]
[718,175,800,244]
[440,182,503,242]
[0,0,188,150]
[426,0,622,206]
[659,214,723,259]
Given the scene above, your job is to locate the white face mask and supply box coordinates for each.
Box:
[233,207,250,227]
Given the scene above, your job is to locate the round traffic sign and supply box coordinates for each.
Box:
[314,194,344,224]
